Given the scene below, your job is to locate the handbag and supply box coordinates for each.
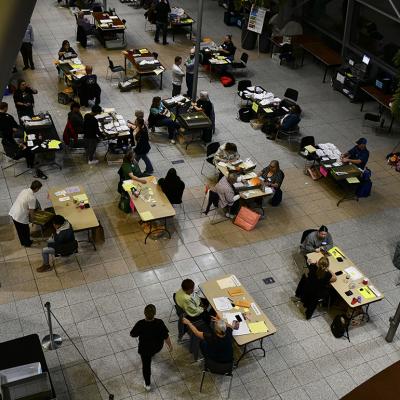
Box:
[233,206,261,231]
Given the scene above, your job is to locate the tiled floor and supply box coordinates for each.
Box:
[1,0,400,399]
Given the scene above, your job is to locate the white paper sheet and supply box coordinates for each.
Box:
[222,312,250,336]
[217,275,241,289]
[213,297,233,312]
[344,266,363,281]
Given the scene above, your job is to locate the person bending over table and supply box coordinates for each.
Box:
[118,151,147,188]
[78,65,101,107]
[341,137,369,170]
[13,79,38,120]
[214,142,240,164]
[294,256,336,319]
[130,304,172,392]
[258,160,284,206]
[148,96,181,144]
[182,314,234,363]
[58,40,77,60]
[219,34,236,61]
[83,104,102,164]
[37,215,75,273]
[300,225,333,255]
[214,173,240,218]
[266,104,301,141]
[191,90,214,143]
[176,279,211,323]
[158,168,185,204]
[133,117,154,174]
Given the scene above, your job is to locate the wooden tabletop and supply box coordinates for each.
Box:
[123,49,164,74]
[125,176,176,222]
[307,250,384,308]
[200,274,276,346]
[240,188,271,200]
[92,12,125,29]
[57,60,86,80]
[360,86,393,111]
[301,42,342,66]
[49,186,99,232]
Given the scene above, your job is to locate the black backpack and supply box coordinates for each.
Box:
[331,314,348,338]
[238,107,252,122]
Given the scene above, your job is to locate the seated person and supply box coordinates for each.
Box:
[78,66,101,107]
[191,91,214,143]
[175,279,210,322]
[214,142,240,164]
[258,160,284,206]
[158,168,185,204]
[182,314,234,363]
[37,215,75,273]
[219,34,236,61]
[117,151,147,194]
[300,225,333,255]
[148,96,180,144]
[341,137,369,170]
[58,40,77,60]
[294,256,336,319]
[266,104,302,141]
[214,173,240,218]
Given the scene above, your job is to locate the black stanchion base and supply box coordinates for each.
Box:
[42,334,62,350]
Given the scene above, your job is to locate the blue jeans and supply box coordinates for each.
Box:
[42,239,55,265]
[155,22,168,43]
[159,117,179,139]
[135,153,154,173]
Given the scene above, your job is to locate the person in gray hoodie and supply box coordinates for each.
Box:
[300,225,333,255]
[37,215,75,272]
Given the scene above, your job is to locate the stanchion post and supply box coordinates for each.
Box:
[386,301,400,342]
[42,302,63,350]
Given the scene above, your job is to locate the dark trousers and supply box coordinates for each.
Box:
[86,138,97,161]
[13,219,32,246]
[16,148,35,168]
[140,353,153,386]
[79,89,101,107]
[20,42,34,68]
[186,73,193,97]
[159,117,179,139]
[155,22,168,44]
[135,153,153,173]
[172,84,181,97]
[229,200,240,215]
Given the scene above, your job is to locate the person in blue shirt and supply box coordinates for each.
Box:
[341,137,369,170]
[266,104,301,140]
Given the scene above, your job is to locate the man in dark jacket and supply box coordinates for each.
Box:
[266,104,301,140]
[78,66,101,107]
[154,0,171,45]
[84,104,102,164]
[37,215,76,272]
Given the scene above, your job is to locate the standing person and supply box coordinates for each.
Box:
[130,304,173,391]
[171,56,184,96]
[158,168,185,204]
[154,0,170,45]
[184,48,195,97]
[133,117,153,174]
[83,104,102,164]
[20,23,35,70]
[13,79,38,120]
[78,66,101,107]
[63,102,83,146]
[9,180,42,247]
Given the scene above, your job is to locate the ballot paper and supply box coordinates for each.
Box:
[264,187,274,195]
[59,196,70,202]
[344,266,363,281]
[27,141,34,147]
[28,134,36,140]
[241,172,257,180]
[54,190,66,197]
[213,297,233,312]
[154,67,164,75]
[217,275,241,289]
[65,186,80,194]
[222,313,250,336]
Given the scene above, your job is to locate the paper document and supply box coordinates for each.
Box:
[346,177,360,184]
[357,286,376,300]
[59,196,70,202]
[344,266,363,281]
[264,187,274,195]
[65,186,80,194]
[73,194,88,203]
[369,285,381,297]
[241,172,257,180]
[248,321,268,334]
[222,312,250,336]
[28,134,36,140]
[48,140,61,149]
[54,190,66,197]
[251,302,261,316]
[140,211,154,220]
[154,67,164,75]
[304,145,316,153]
[217,275,241,289]
[27,141,34,147]
[227,287,245,297]
[213,297,233,312]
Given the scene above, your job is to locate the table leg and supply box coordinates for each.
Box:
[160,72,163,90]
[124,57,127,75]
[337,182,359,207]
[235,338,265,367]
[144,218,171,244]
[389,116,394,132]
[323,66,328,83]
[139,74,142,93]
[190,24,192,41]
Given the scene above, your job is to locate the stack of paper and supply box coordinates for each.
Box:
[222,313,250,336]
[248,321,268,334]
[217,275,241,289]
[213,297,233,311]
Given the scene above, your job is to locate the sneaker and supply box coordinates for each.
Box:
[88,160,99,165]
[37,264,53,273]
[170,139,176,144]
[144,383,151,392]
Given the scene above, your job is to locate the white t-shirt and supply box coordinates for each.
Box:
[171,63,184,86]
[9,188,37,224]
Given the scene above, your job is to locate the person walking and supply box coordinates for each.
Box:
[133,117,154,174]
[185,48,195,97]
[130,304,172,391]
[154,0,170,45]
[20,23,35,70]
[171,56,185,97]
[9,180,42,247]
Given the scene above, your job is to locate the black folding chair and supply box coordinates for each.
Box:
[200,358,234,398]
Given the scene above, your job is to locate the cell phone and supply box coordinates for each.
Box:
[335,271,343,276]
[345,290,353,296]
[235,314,242,322]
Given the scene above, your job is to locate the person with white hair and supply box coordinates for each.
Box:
[191,91,214,142]
[184,47,195,97]
[182,314,234,363]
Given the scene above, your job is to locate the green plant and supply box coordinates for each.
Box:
[392,50,400,120]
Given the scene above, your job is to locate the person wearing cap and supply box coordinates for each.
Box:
[341,138,369,170]
[300,225,333,255]
[184,48,195,97]
[182,313,234,363]
[83,104,102,164]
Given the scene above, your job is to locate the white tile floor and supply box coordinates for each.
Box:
[1,0,400,399]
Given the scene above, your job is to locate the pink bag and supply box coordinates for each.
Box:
[130,198,135,213]
[233,207,261,231]
[319,166,328,177]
